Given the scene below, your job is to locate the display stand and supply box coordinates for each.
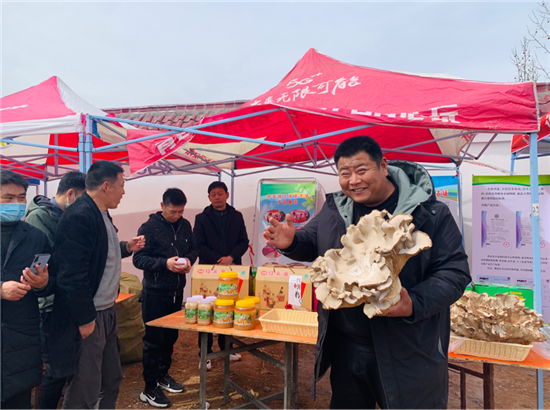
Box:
[146,310,316,410]
[449,350,550,409]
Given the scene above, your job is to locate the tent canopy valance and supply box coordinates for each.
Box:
[0,48,541,179]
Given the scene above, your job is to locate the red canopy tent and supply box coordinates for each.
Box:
[0,77,132,179]
[123,48,539,174]
[511,112,550,158]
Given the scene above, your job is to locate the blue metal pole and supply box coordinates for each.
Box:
[78,131,85,172]
[85,116,93,172]
[528,132,543,409]
[510,152,517,174]
[283,124,375,147]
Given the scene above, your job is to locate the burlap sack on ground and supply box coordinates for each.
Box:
[117,272,145,364]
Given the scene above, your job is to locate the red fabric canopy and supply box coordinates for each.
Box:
[511,113,550,154]
[188,49,539,169]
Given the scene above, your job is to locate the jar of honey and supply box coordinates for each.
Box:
[234,299,256,331]
[185,298,198,324]
[218,272,239,301]
[243,296,261,325]
[213,299,235,328]
[197,300,213,326]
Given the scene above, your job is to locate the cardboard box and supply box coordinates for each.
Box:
[191,265,250,299]
[465,282,534,309]
[255,265,313,312]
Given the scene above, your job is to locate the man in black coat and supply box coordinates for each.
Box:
[0,170,51,409]
[264,136,471,409]
[193,181,249,369]
[133,188,197,408]
[47,161,145,409]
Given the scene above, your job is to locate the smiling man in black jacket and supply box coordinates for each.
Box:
[133,188,198,408]
[264,136,471,409]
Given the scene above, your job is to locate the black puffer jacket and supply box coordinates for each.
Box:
[1,222,51,401]
[193,204,249,265]
[133,212,198,296]
[282,161,471,409]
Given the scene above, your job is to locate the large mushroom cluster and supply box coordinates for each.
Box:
[451,291,546,345]
[311,210,432,318]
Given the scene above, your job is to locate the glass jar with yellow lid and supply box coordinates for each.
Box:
[213,299,235,328]
[243,296,261,325]
[218,272,239,301]
[234,299,256,331]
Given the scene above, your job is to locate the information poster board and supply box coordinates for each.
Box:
[256,180,317,267]
[432,176,459,227]
[472,175,550,320]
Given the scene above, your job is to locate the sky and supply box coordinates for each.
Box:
[1,1,544,110]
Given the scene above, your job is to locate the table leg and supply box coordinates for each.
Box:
[460,368,467,409]
[482,363,494,410]
[199,332,208,410]
[224,341,230,404]
[292,343,299,409]
[284,342,292,410]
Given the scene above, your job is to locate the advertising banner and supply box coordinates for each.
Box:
[432,175,459,227]
[472,175,550,320]
[256,180,317,267]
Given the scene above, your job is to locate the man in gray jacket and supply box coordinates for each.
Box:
[264,136,471,409]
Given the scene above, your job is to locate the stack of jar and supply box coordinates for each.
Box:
[185,295,216,325]
[183,272,259,331]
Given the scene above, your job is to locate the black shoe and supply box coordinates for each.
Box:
[140,385,171,408]
[158,374,185,393]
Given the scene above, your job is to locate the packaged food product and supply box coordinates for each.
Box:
[234,299,256,331]
[218,272,239,301]
[213,299,235,328]
[244,296,261,325]
[185,298,199,324]
[198,300,213,326]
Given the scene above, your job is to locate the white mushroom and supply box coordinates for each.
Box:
[311,210,432,318]
[451,291,546,345]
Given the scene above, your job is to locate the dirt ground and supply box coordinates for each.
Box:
[115,329,550,409]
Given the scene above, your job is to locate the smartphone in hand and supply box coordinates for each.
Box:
[29,253,50,275]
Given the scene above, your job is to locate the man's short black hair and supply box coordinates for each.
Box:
[57,172,86,195]
[334,136,384,168]
[163,188,187,206]
[208,181,228,194]
[85,161,124,191]
[0,170,29,191]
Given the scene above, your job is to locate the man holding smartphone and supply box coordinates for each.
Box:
[24,171,86,409]
[0,170,52,409]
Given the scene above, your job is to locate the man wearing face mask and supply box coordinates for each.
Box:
[24,171,86,409]
[1,170,51,409]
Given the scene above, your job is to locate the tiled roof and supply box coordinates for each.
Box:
[102,100,248,130]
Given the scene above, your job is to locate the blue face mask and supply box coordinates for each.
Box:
[0,203,26,222]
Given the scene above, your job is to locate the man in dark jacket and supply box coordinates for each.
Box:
[47,161,145,409]
[264,136,471,409]
[133,188,198,408]
[24,171,86,409]
[193,181,249,369]
[1,170,51,409]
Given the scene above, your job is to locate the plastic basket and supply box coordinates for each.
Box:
[450,335,532,362]
[259,309,318,338]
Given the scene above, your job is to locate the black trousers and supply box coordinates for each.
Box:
[39,310,68,409]
[329,341,388,409]
[197,333,227,355]
[142,292,182,390]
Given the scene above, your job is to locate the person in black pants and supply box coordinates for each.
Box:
[133,188,198,408]
[193,181,249,370]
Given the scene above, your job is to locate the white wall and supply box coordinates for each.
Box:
[35,135,550,295]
